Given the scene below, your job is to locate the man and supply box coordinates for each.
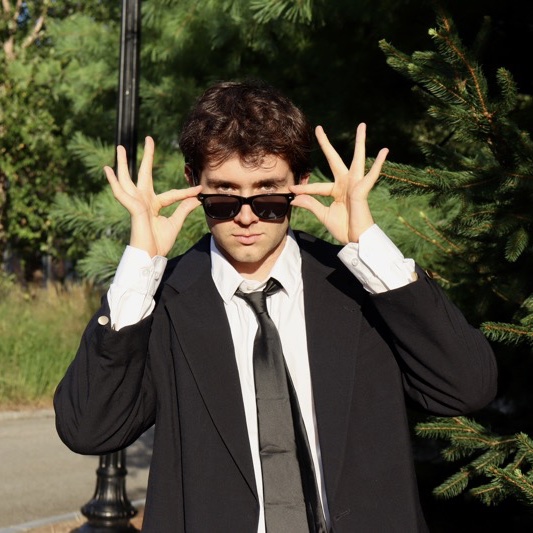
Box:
[54,80,497,532]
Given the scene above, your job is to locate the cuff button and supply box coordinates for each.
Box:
[97,315,110,326]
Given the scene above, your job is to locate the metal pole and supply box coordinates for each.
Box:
[115,0,141,171]
[74,452,139,532]
[73,1,142,531]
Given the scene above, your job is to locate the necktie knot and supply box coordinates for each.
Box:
[235,278,282,315]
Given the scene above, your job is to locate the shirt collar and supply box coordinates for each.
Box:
[211,229,302,303]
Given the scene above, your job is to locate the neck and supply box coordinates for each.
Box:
[217,234,288,282]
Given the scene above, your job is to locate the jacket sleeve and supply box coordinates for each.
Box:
[54,296,157,455]
[369,267,498,415]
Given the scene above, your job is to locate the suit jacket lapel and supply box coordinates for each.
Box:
[300,239,361,502]
[162,237,257,499]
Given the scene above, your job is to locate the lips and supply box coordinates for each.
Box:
[234,233,261,245]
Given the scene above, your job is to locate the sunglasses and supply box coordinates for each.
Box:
[197,193,295,221]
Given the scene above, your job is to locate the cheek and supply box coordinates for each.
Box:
[267,219,291,241]
[206,217,215,231]
[206,218,230,234]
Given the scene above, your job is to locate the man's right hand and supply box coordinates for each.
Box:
[104,136,202,258]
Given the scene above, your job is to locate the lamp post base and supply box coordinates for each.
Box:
[72,451,139,533]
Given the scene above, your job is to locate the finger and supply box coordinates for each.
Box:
[316,126,349,176]
[373,147,389,169]
[168,196,203,228]
[350,123,366,180]
[289,182,334,197]
[290,193,330,219]
[137,136,155,189]
[364,148,389,188]
[115,145,137,195]
[104,165,124,198]
[104,165,117,183]
[104,165,139,212]
[157,185,203,208]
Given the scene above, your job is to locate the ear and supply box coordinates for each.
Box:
[298,173,310,186]
[185,164,196,186]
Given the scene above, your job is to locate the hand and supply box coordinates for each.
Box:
[289,123,388,244]
[104,136,202,257]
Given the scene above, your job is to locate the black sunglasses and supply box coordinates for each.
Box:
[198,193,295,221]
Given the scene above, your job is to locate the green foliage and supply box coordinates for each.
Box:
[3,0,463,279]
[416,418,533,507]
[0,282,99,407]
[249,0,318,24]
[379,9,533,325]
[0,1,119,279]
[381,8,533,509]
[0,52,66,265]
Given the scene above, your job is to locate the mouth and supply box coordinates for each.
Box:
[234,233,261,245]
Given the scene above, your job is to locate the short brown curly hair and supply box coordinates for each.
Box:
[178,80,313,183]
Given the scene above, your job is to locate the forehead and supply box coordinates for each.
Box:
[202,155,293,184]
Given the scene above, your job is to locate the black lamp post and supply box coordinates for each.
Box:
[115,0,141,174]
[73,1,142,531]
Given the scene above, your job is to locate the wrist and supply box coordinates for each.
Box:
[129,216,157,257]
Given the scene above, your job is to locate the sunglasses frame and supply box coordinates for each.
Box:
[197,193,295,221]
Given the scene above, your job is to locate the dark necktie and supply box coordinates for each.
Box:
[236,278,328,533]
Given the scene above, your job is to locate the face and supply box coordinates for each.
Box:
[195,155,304,280]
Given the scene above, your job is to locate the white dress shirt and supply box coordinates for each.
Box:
[107,224,415,532]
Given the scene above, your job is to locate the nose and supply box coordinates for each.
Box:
[233,203,258,225]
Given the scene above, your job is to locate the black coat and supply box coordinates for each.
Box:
[54,232,497,532]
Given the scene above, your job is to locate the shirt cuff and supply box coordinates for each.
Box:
[107,246,167,330]
[338,224,416,294]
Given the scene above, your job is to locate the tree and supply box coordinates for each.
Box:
[1,0,64,279]
[378,7,533,526]
[0,1,120,281]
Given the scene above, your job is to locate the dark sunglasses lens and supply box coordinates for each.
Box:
[251,196,290,219]
[204,197,240,219]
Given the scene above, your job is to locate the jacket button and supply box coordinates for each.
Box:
[97,315,110,326]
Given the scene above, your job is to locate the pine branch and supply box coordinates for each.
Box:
[504,227,529,262]
[429,11,492,121]
[416,416,530,502]
[481,322,533,347]
[398,215,454,255]
[416,416,504,450]
[67,132,114,179]
[51,191,130,241]
[250,0,315,24]
[419,211,462,252]
[485,465,533,506]
[77,237,124,286]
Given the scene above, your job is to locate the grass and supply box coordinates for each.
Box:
[0,280,101,410]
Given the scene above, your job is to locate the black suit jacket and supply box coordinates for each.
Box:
[55,232,497,532]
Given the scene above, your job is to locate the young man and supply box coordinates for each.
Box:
[54,80,497,532]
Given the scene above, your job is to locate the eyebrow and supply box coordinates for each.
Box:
[204,176,288,188]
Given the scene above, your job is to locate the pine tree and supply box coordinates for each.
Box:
[378,8,533,511]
